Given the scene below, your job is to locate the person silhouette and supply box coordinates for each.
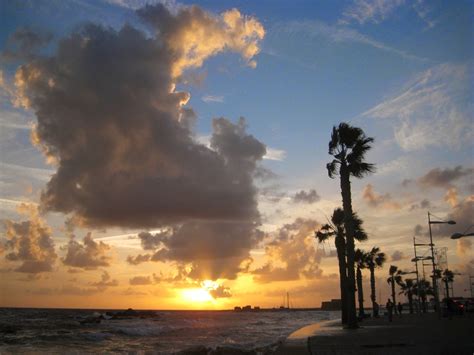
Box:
[397,302,403,316]
[373,301,379,318]
[386,299,394,322]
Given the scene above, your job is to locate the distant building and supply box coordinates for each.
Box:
[321,299,342,310]
[234,306,242,311]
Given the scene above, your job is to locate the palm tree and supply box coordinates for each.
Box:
[413,279,433,313]
[316,208,347,324]
[441,269,455,299]
[355,249,368,319]
[316,208,368,325]
[398,279,415,314]
[327,122,375,328]
[387,265,403,314]
[365,247,386,315]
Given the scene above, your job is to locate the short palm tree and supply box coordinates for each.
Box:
[316,208,348,324]
[387,265,403,314]
[317,210,368,324]
[365,247,386,315]
[413,279,433,313]
[441,269,455,299]
[398,278,415,314]
[327,123,375,328]
[355,248,369,319]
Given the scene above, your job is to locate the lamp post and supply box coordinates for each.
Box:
[428,212,456,318]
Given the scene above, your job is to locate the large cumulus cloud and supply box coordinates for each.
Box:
[12,4,265,229]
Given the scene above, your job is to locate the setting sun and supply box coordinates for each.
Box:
[180,288,214,303]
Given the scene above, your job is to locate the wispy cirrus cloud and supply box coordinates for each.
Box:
[340,0,435,28]
[363,63,472,151]
[269,20,427,62]
[340,0,405,25]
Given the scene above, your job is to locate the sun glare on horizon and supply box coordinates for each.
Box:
[180,288,214,303]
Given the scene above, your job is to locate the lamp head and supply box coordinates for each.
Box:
[451,233,462,239]
[447,220,456,225]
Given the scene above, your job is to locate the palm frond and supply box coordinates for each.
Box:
[328,126,339,155]
[331,208,345,227]
[350,162,376,178]
[352,213,368,242]
[326,160,339,178]
[338,123,363,149]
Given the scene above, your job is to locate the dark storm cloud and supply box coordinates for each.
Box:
[128,220,264,280]
[61,233,113,269]
[418,166,473,188]
[13,4,265,229]
[137,231,170,251]
[3,205,57,274]
[293,189,320,204]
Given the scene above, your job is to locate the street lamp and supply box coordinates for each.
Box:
[451,232,474,239]
[451,226,474,239]
[428,212,456,318]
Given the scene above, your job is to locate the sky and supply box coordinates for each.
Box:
[0,0,472,310]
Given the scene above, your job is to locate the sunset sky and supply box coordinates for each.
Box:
[0,0,472,310]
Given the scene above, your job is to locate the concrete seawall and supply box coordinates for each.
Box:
[275,313,474,354]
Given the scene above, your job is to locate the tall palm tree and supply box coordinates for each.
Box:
[365,247,386,315]
[441,269,455,299]
[315,208,368,324]
[387,265,403,314]
[355,249,368,319]
[398,279,415,314]
[327,122,375,328]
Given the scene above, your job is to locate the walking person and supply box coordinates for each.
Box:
[373,301,379,318]
[386,299,394,322]
[397,302,403,316]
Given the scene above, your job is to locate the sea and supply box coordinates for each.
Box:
[0,308,339,354]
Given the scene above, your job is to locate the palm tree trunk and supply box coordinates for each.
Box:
[357,266,364,318]
[444,279,450,299]
[370,266,376,314]
[391,277,397,314]
[340,164,357,328]
[408,292,413,314]
[335,235,348,324]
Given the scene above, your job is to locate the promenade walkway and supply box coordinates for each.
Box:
[275,313,474,354]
